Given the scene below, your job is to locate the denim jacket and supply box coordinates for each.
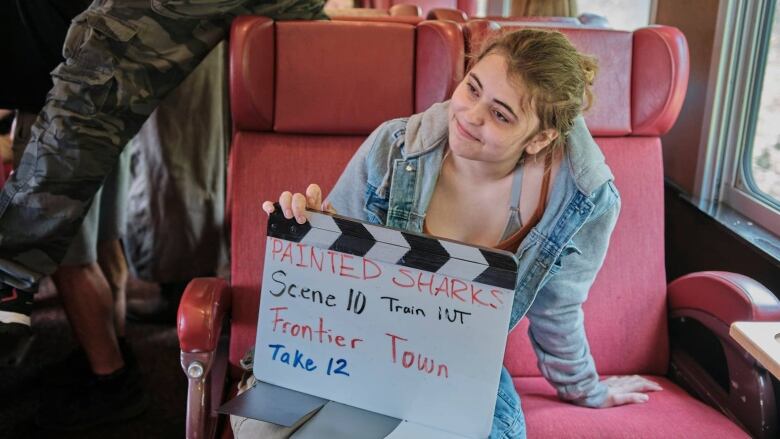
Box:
[327,101,620,437]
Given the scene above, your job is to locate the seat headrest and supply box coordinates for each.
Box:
[230,17,463,135]
[631,26,689,136]
[464,20,689,136]
[427,8,468,23]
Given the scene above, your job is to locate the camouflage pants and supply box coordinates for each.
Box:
[0,0,326,291]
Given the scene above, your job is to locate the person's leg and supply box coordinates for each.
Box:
[96,144,131,337]
[97,239,127,337]
[230,376,320,439]
[37,263,148,431]
[52,185,124,375]
[0,0,326,364]
[39,158,146,430]
[52,262,124,375]
[231,415,307,439]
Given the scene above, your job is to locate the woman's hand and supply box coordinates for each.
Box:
[599,375,663,407]
[261,184,337,224]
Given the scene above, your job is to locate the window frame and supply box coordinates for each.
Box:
[695,0,780,237]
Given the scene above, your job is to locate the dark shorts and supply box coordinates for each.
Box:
[12,112,129,266]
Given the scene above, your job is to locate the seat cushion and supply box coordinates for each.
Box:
[218,376,748,438]
[515,376,749,438]
[228,133,363,364]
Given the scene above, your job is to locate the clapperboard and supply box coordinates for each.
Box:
[219,206,520,438]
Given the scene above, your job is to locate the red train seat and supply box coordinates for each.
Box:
[177,17,779,439]
[178,16,463,438]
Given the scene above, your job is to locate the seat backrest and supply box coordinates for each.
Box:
[226,17,464,366]
[463,21,689,376]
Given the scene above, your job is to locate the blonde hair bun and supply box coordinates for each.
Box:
[474,29,599,150]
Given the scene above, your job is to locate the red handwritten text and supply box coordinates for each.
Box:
[391,268,502,310]
[270,238,382,281]
[270,306,363,349]
[386,332,448,379]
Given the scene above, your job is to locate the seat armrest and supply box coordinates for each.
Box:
[667,271,779,439]
[178,277,232,354]
[668,271,780,323]
[177,277,232,439]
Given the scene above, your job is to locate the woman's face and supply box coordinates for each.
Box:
[448,53,553,166]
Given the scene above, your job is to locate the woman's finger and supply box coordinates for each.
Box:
[617,376,662,392]
[261,201,276,215]
[279,191,293,218]
[321,200,337,214]
[610,392,649,406]
[630,378,663,392]
[305,184,322,209]
[607,376,663,392]
[291,192,308,224]
[322,200,337,214]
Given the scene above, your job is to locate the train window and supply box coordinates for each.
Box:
[745,4,780,208]
[577,0,652,30]
[700,0,780,237]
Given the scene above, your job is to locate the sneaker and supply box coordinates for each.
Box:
[36,361,149,431]
[0,285,34,367]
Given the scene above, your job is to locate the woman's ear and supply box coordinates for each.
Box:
[525,128,559,155]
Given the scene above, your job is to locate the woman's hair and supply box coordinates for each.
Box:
[472,29,598,152]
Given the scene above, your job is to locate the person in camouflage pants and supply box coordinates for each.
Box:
[0,0,327,365]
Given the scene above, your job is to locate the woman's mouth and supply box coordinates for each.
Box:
[455,119,479,142]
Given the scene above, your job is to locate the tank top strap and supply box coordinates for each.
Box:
[533,150,555,218]
[494,150,555,253]
[509,150,554,217]
[508,161,524,211]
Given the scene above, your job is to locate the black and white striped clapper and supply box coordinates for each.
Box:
[267,207,518,290]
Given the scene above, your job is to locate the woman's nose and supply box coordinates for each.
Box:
[463,104,483,126]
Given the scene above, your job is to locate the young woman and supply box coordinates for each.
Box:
[245,29,662,438]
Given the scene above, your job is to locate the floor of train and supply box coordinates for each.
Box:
[0,277,186,438]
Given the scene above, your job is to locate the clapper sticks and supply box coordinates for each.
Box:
[219,207,522,439]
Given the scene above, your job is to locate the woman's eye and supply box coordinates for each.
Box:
[494,110,508,123]
[467,83,478,96]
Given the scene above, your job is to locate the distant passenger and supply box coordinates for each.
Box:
[511,0,610,27]
[246,28,662,439]
[511,0,578,17]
